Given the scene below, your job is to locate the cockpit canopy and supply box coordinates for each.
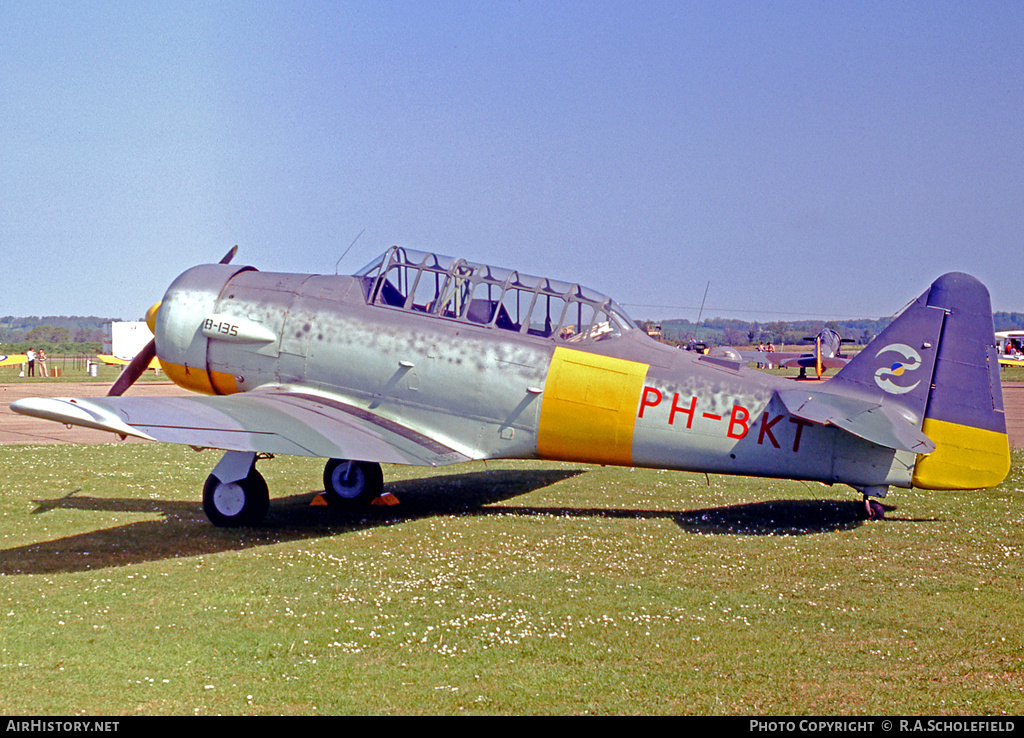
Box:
[356,247,636,343]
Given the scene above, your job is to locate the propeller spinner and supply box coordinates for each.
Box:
[107,246,238,397]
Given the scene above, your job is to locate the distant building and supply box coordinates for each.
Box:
[104,322,151,361]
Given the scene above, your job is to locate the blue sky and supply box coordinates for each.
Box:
[3,1,1022,324]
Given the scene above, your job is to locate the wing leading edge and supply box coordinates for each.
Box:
[10,385,472,467]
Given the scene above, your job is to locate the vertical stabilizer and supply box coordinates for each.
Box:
[830,272,1009,490]
[912,273,1010,490]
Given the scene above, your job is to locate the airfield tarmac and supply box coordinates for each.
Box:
[0,380,1022,447]
[0,381,192,445]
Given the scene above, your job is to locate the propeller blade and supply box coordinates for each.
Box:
[107,339,157,397]
[220,245,238,264]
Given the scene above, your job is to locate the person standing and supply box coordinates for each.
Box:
[37,349,48,378]
[26,347,35,377]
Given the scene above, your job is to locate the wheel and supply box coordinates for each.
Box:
[323,459,384,506]
[865,499,885,520]
[203,466,269,527]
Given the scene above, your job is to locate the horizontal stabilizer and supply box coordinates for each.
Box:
[777,389,936,455]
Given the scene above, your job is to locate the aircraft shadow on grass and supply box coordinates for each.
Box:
[3,468,902,576]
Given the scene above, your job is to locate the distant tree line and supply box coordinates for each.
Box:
[995,312,1024,331]
[0,316,113,354]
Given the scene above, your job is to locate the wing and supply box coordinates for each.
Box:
[777,356,849,369]
[738,350,802,364]
[739,351,850,370]
[10,385,472,467]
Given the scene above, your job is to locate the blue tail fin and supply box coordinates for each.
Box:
[831,273,1009,490]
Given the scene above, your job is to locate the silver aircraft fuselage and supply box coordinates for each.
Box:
[153,250,917,492]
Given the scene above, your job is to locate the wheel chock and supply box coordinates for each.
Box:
[371,492,399,506]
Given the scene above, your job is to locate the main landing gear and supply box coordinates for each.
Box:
[201,451,385,527]
[322,458,384,506]
[203,464,269,527]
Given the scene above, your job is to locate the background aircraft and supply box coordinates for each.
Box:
[739,328,855,378]
[0,354,28,367]
[11,247,1011,526]
[95,353,162,370]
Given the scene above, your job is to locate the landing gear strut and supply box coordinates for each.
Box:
[323,459,384,506]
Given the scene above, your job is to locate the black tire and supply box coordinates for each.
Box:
[866,499,885,520]
[203,467,270,527]
[323,459,384,506]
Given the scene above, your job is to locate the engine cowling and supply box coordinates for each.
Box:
[155,263,256,395]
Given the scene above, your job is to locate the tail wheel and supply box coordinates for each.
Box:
[865,499,885,520]
[323,459,383,506]
[203,466,269,527]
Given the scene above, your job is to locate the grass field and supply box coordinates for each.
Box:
[0,443,1021,715]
